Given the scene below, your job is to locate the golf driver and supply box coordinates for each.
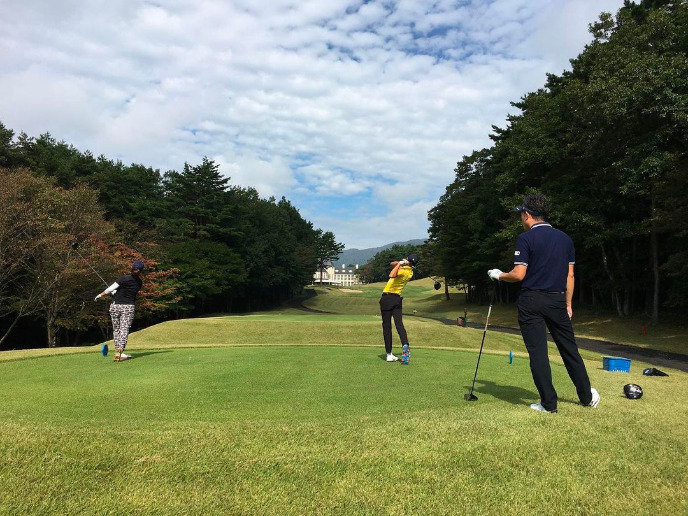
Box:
[464,283,497,401]
[70,242,109,287]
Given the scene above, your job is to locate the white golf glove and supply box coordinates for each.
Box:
[399,259,409,266]
[487,269,503,281]
[95,293,103,301]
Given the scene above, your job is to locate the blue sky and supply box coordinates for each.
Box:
[0,0,626,249]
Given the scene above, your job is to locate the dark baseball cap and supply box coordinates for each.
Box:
[513,203,543,217]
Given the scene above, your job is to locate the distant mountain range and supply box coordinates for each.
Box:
[333,239,426,267]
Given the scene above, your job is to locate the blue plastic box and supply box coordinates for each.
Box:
[603,356,631,372]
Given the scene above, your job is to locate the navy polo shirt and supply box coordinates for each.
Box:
[514,223,575,292]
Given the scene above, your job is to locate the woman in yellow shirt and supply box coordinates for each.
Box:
[380,254,418,362]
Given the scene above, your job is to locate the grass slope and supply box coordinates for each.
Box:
[0,284,686,514]
[304,279,688,354]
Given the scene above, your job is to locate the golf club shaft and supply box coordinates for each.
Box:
[73,248,109,287]
[466,281,498,398]
[468,304,492,395]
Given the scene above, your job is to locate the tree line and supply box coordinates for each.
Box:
[0,128,343,348]
[427,0,688,324]
[355,244,431,284]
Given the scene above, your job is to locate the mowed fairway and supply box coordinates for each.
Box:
[0,307,686,514]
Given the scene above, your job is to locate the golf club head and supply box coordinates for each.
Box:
[623,383,643,399]
[464,393,478,401]
[70,241,79,250]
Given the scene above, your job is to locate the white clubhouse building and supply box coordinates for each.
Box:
[312,264,362,287]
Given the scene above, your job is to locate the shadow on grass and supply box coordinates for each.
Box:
[130,350,174,360]
[468,379,537,406]
[468,379,583,407]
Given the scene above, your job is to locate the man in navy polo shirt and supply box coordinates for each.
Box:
[487,193,600,413]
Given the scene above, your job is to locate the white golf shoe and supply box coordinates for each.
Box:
[588,388,600,408]
[386,353,399,362]
[530,403,557,413]
[119,353,131,361]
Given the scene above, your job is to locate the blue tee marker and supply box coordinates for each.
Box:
[101,344,108,357]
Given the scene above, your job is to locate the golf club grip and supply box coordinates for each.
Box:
[483,305,492,331]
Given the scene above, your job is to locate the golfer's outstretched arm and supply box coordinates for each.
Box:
[499,265,527,283]
[103,282,119,295]
[95,281,119,300]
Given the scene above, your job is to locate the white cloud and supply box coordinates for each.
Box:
[296,165,373,196]
[516,0,627,68]
[318,199,434,250]
[217,155,297,199]
[0,0,627,248]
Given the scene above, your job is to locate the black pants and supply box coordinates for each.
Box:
[517,290,592,411]
[379,293,408,354]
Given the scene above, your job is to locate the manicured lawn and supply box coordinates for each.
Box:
[0,344,686,515]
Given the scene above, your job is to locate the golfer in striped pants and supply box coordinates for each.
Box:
[96,260,144,361]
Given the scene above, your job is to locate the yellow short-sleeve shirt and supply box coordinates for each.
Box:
[382,266,414,295]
